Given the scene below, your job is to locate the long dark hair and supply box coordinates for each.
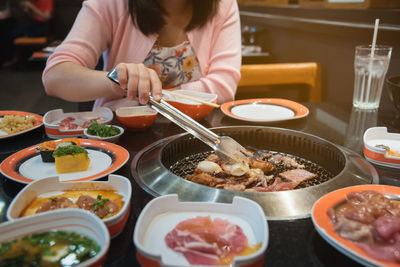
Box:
[128,0,220,36]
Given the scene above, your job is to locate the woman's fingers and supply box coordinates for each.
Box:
[126,64,139,100]
[115,64,128,89]
[149,69,162,101]
[113,63,162,104]
[137,64,150,104]
[109,64,127,96]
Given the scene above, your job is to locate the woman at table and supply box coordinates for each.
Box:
[42,0,241,110]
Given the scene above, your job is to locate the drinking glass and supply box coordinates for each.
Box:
[353,45,392,109]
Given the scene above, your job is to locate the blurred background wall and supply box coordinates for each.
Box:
[6,0,400,112]
[239,4,400,110]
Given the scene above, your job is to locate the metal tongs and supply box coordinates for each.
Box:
[107,69,251,164]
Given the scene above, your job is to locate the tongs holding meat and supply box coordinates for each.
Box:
[107,68,251,164]
[148,98,252,164]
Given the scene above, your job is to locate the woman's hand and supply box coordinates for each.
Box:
[111,63,162,104]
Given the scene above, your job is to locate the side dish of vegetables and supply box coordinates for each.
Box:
[87,122,121,137]
[0,230,100,266]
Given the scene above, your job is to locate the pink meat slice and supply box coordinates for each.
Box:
[357,239,400,263]
[279,169,317,186]
[165,216,248,265]
[375,216,400,240]
[59,117,78,130]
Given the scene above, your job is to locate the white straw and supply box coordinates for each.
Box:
[364,18,379,105]
[370,19,379,58]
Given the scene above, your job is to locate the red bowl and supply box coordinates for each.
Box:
[163,90,218,121]
[116,106,158,131]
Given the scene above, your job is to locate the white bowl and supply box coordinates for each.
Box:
[84,125,124,143]
[7,175,132,238]
[0,209,110,267]
[363,126,400,169]
[43,107,113,139]
[134,194,268,267]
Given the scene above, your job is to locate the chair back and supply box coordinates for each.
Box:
[238,62,322,102]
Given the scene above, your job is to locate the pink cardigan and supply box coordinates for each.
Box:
[43,0,242,108]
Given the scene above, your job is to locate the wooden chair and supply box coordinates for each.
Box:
[238,62,322,102]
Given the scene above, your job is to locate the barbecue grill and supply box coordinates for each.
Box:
[131,126,378,220]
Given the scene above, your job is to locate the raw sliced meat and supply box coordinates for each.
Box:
[357,241,400,263]
[328,190,400,263]
[165,216,248,265]
[375,216,400,240]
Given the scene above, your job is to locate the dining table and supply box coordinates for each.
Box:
[0,101,399,267]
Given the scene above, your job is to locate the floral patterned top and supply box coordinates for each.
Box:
[143,40,202,89]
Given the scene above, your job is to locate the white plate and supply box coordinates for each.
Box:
[221,98,309,122]
[19,150,112,182]
[312,184,400,267]
[0,110,43,139]
[0,139,129,184]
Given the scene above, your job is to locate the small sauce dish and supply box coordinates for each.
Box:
[163,90,218,121]
[116,106,158,131]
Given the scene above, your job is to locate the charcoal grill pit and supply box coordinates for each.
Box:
[131,126,378,220]
[169,150,334,189]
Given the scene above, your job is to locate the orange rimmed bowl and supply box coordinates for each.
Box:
[7,174,132,238]
[133,194,268,267]
[363,126,400,169]
[116,106,158,131]
[163,90,218,121]
[43,107,113,139]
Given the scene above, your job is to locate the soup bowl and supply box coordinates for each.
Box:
[0,209,110,267]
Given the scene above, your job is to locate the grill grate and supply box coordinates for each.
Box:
[169,150,334,190]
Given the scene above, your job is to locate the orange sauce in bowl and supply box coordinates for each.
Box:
[218,242,262,265]
[21,190,124,219]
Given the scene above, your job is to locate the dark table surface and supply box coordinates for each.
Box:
[0,101,399,267]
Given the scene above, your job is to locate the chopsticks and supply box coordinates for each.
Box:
[164,90,220,108]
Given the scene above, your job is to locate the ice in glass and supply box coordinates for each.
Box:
[353,45,392,109]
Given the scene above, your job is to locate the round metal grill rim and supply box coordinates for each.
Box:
[131,126,374,219]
